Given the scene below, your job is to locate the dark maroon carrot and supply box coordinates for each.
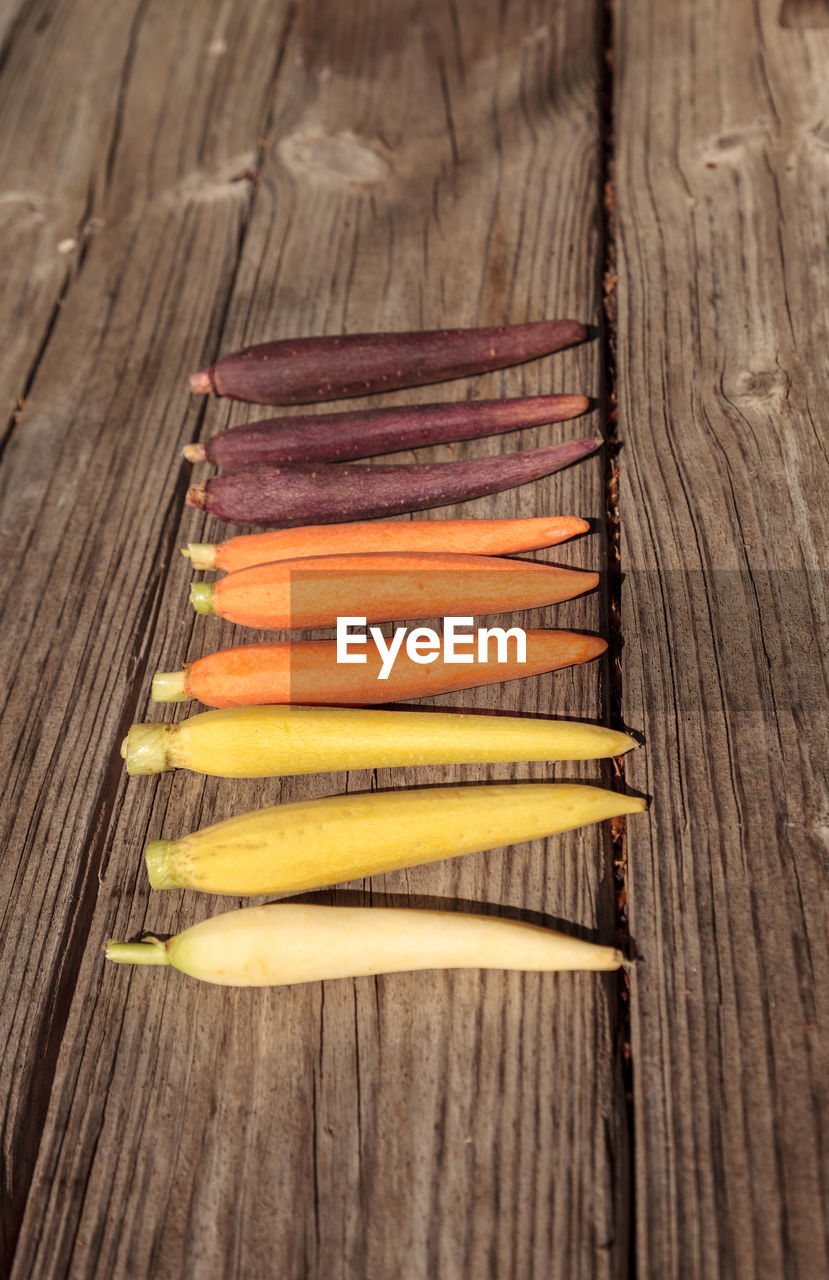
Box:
[186,437,602,527]
[183,394,589,468]
[188,320,587,405]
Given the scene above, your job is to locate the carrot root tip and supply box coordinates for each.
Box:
[186,482,208,510]
[189,369,214,395]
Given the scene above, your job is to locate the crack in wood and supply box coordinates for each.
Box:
[599,0,636,1272]
[0,265,72,465]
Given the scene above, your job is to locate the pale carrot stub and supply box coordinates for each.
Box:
[150,629,608,707]
[105,904,624,987]
[187,550,599,631]
[144,783,647,896]
[182,516,590,573]
[120,704,637,777]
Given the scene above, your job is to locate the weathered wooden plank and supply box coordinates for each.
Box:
[614,0,829,1274]
[8,2,626,1278]
[0,0,150,445]
[0,0,295,1271]
[0,0,39,69]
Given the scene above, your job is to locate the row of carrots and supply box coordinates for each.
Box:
[107,322,644,987]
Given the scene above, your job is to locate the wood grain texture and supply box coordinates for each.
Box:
[0,0,295,1271]
[0,0,145,447]
[3,2,626,1279]
[613,0,829,1274]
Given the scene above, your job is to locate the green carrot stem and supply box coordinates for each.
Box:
[190,582,215,614]
[151,671,189,702]
[145,841,178,889]
[120,723,171,774]
[105,938,171,966]
[182,543,217,569]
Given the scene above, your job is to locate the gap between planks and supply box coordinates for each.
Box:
[598,0,639,1272]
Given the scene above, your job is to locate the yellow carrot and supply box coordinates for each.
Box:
[106,904,624,986]
[145,784,646,896]
[121,705,636,777]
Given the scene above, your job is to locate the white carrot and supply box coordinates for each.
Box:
[106,904,624,986]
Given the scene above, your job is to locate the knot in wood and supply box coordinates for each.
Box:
[278,130,390,186]
[733,368,791,400]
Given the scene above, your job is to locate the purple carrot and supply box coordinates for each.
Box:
[183,394,590,468]
[188,320,587,405]
[185,437,602,527]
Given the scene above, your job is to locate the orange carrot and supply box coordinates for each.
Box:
[151,630,607,707]
[188,551,598,631]
[183,516,590,573]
